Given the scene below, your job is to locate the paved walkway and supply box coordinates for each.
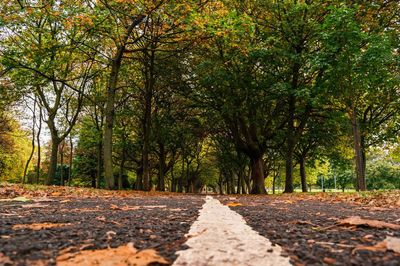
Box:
[173,196,291,266]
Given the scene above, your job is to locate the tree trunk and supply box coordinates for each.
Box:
[241,173,247,194]
[103,95,115,189]
[244,167,251,194]
[103,52,123,190]
[118,156,125,190]
[142,48,155,191]
[351,107,366,191]
[135,165,143,190]
[47,135,60,185]
[237,172,242,194]
[23,97,37,183]
[299,156,307,192]
[36,107,42,184]
[171,163,176,192]
[250,156,266,194]
[60,141,65,186]
[157,144,166,191]
[68,135,73,186]
[178,155,184,193]
[96,142,102,188]
[91,173,96,188]
[284,95,295,193]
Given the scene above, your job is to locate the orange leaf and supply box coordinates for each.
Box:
[225,202,243,207]
[13,223,71,231]
[337,216,400,230]
[56,243,169,266]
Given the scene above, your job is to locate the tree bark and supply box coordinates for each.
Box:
[178,155,184,193]
[299,156,307,192]
[103,57,121,190]
[36,107,42,184]
[171,163,176,192]
[96,142,102,188]
[135,164,143,190]
[68,135,73,186]
[47,135,60,185]
[60,141,65,186]
[351,107,366,191]
[157,143,166,191]
[23,96,37,183]
[103,16,145,190]
[284,95,295,193]
[250,156,267,194]
[237,171,242,194]
[142,48,155,191]
[118,156,125,190]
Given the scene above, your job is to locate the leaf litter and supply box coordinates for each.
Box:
[337,216,400,230]
[56,242,169,266]
[12,223,72,230]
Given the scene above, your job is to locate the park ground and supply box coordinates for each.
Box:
[0,183,400,266]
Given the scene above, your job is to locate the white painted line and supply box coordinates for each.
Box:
[173,196,292,266]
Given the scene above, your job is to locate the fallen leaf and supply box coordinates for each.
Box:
[353,236,400,254]
[0,252,12,265]
[60,200,71,203]
[323,257,336,265]
[363,234,374,240]
[144,205,167,209]
[384,236,400,253]
[337,216,400,230]
[110,204,139,211]
[51,192,62,196]
[110,204,121,210]
[0,196,31,202]
[106,231,116,241]
[56,243,169,266]
[13,223,71,231]
[225,202,243,207]
[21,203,49,208]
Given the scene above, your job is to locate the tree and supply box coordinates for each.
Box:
[319,3,399,191]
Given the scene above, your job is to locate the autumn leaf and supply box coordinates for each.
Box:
[225,202,243,207]
[337,216,400,230]
[12,223,71,231]
[0,252,12,265]
[323,257,336,265]
[110,204,140,211]
[0,196,32,202]
[56,243,169,266]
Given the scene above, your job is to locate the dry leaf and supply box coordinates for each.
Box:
[21,203,49,208]
[13,223,71,231]
[384,236,400,253]
[225,202,243,207]
[363,234,374,240]
[56,243,169,266]
[323,257,336,265]
[144,205,167,209]
[51,192,62,196]
[0,196,31,202]
[353,236,400,254]
[110,204,121,210]
[0,252,12,265]
[110,204,139,211]
[337,216,400,230]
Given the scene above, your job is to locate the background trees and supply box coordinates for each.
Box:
[0,0,398,193]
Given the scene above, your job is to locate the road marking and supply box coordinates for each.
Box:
[173,196,291,266]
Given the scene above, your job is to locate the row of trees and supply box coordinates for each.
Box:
[0,0,399,193]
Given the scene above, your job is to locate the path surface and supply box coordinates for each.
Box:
[1,186,400,266]
[219,195,400,266]
[173,196,290,266]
